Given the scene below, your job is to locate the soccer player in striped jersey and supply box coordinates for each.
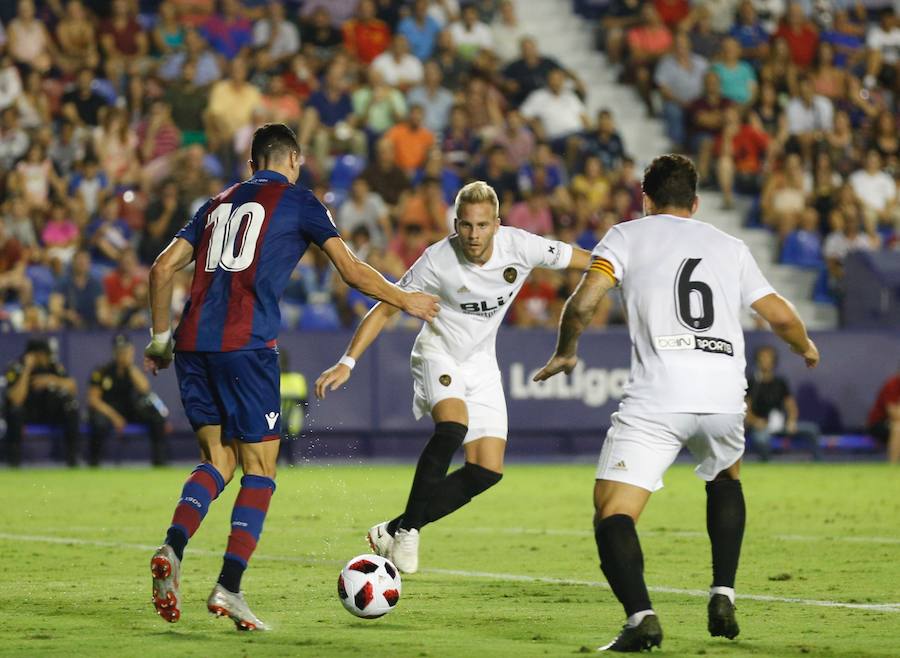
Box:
[315,181,591,574]
[143,123,439,630]
[535,154,819,651]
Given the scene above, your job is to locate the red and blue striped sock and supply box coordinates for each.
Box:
[165,463,226,561]
[218,475,275,593]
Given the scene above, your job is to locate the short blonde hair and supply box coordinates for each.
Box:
[454,181,499,221]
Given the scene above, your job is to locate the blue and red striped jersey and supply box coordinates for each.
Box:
[173,170,340,352]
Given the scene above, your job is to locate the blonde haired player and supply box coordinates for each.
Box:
[535,154,820,652]
[316,181,591,573]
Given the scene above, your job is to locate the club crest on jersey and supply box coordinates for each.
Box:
[439,374,452,386]
[503,267,517,283]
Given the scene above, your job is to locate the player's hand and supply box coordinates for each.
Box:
[315,364,351,399]
[532,354,579,382]
[112,414,127,434]
[403,291,440,322]
[144,337,174,375]
[794,338,819,369]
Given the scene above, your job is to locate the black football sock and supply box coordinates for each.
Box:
[594,514,653,617]
[421,462,503,527]
[395,421,468,532]
[217,557,245,594]
[706,478,745,588]
[165,527,188,562]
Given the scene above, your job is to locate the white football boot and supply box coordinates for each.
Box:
[207,583,270,631]
[391,528,420,574]
[150,544,182,623]
[366,521,394,558]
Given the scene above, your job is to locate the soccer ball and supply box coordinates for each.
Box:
[337,554,401,619]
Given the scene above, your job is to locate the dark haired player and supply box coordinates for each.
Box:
[535,154,820,651]
[143,123,439,630]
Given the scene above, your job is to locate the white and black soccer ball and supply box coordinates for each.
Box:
[337,554,402,619]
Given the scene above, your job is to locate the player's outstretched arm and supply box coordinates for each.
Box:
[751,293,820,368]
[144,237,194,375]
[533,269,616,381]
[322,237,439,322]
[315,302,399,399]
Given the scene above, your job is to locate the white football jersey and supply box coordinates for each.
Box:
[592,214,775,414]
[399,226,574,363]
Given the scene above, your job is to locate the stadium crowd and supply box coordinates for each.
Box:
[0,0,897,336]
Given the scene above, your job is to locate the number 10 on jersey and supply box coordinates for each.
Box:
[204,202,266,273]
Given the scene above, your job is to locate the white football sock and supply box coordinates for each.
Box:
[626,609,655,628]
[710,586,735,604]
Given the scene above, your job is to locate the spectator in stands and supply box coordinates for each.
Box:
[820,10,865,71]
[867,364,900,464]
[571,154,610,212]
[687,5,722,61]
[506,189,553,235]
[654,0,690,30]
[472,144,520,215]
[103,250,148,329]
[253,1,300,66]
[87,334,167,466]
[626,4,673,114]
[449,4,493,61]
[159,28,222,85]
[689,70,733,184]
[494,109,536,169]
[786,74,833,156]
[774,2,819,69]
[865,9,900,91]
[41,202,80,269]
[407,60,454,137]
[299,61,366,165]
[510,265,561,328]
[0,220,30,304]
[68,157,108,217]
[4,338,80,467]
[745,345,821,460]
[151,1,185,57]
[520,67,589,156]
[49,249,106,329]
[3,195,37,250]
[823,206,880,294]
[300,6,343,66]
[503,37,566,108]
[56,0,100,73]
[761,152,808,237]
[397,0,441,62]
[871,111,899,171]
[809,42,847,102]
[17,70,51,131]
[384,104,434,174]
[808,150,843,224]
[361,137,410,208]
[15,143,64,212]
[432,26,466,90]
[7,0,54,73]
[849,149,897,231]
[88,196,132,267]
[205,57,262,165]
[713,37,758,105]
[337,176,391,248]
[372,33,424,90]
[0,56,23,113]
[139,180,186,267]
[352,67,407,139]
[396,177,447,244]
[581,109,626,172]
[100,0,149,64]
[62,68,108,127]
[201,0,252,59]
[343,0,390,66]
[602,0,643,66]
[137,100,182,183]
[491,0,524,64]
[716,107,770,209]
[730,0,770,64]
[780,206,824,268]
[655,31,709,150]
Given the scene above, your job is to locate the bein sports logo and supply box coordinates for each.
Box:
[508,361,629,408]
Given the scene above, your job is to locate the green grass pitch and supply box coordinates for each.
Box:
[1,462,898,657]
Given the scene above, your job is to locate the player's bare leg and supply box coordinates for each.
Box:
[383,399,468,573]
[208,439,279,631]
[593,480,662,652]
[706,459,744,640]
[152,425,237,623]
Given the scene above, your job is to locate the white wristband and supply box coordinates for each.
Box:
[151,329,172,346]
[339,355,356,370]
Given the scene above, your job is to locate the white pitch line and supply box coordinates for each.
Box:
[456,526,900,545]
[1,532,898,614]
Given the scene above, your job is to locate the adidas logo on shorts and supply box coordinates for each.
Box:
[611,460,628,471]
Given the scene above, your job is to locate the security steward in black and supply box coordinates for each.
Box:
[4,338,80,466]
[87,335,167,466]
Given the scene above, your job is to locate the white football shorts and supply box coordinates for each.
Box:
[596,411,745,492]
[410,350,508,444]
